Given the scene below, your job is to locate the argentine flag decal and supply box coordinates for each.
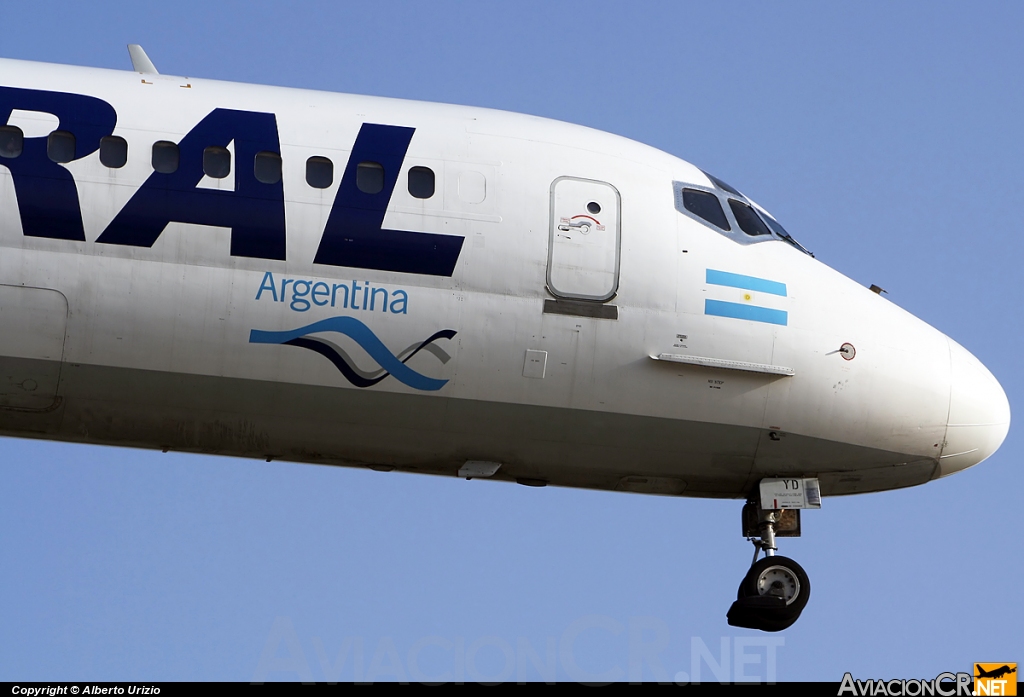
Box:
[704,269,788,326]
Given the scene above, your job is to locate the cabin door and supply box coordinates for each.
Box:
[547,177,621,301]
[0,285,68,411]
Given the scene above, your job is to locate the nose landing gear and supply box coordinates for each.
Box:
[727,502,811,632]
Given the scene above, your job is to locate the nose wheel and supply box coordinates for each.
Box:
[727,501,812,631]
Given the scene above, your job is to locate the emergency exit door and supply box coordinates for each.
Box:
[547,177,621,301]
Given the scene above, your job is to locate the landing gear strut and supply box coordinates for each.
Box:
[727,501,811,632]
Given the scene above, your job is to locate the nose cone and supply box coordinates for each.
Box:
[938,339,1011,476]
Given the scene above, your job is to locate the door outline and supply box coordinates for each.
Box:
[0,284,69,412]
[546,176,621,302]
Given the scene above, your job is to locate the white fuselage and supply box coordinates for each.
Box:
[0,58,1009,498]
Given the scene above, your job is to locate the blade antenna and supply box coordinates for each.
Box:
[127,44,159,74]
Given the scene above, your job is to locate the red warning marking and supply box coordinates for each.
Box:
[570,214,601,224]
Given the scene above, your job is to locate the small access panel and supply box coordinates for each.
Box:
[547,177,621,302]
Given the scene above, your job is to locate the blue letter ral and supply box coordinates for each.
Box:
[97,108,286,260]
[0,86,117,241]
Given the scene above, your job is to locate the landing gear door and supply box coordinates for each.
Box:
[547,177,621,301]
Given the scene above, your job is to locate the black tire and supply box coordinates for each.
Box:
[739,555,810,620]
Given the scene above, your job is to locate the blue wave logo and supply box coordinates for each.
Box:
[249,317,456,391]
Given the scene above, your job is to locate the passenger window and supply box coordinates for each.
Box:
[0,125,23,158]
[254,151,282,184]
[729,199,772,236]
[152,141,179,174]
[99,136,128,168]
[683,189,730,231]
[356,161,384,194]
[203,146,231,179]
[47,130,76,163]
[408,166,434,199]
[306,156,333,188]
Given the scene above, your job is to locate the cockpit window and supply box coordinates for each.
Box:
[760,212,791,239]
[728,199,772,236]
[683,188,731,231]
[702,170,742,196]
[758,210,814,256]
[673,178,814,256]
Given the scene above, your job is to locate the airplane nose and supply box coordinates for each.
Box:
[938,338,1011,477]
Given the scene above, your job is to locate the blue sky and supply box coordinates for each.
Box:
[1,1,1021,682]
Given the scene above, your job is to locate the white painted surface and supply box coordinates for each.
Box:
[0,57,1010,498]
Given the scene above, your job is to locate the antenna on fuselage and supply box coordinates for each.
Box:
[127,44,159,75]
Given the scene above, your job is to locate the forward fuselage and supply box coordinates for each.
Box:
[0,58,1009,498]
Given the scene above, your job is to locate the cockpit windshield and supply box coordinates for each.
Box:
[682,189,730,231]
[674,170,813,256]
[756,210,813,256]
[728,199,772,237]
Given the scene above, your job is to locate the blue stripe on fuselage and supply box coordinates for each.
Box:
[706,269,787,297]
[705,299,788,325]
